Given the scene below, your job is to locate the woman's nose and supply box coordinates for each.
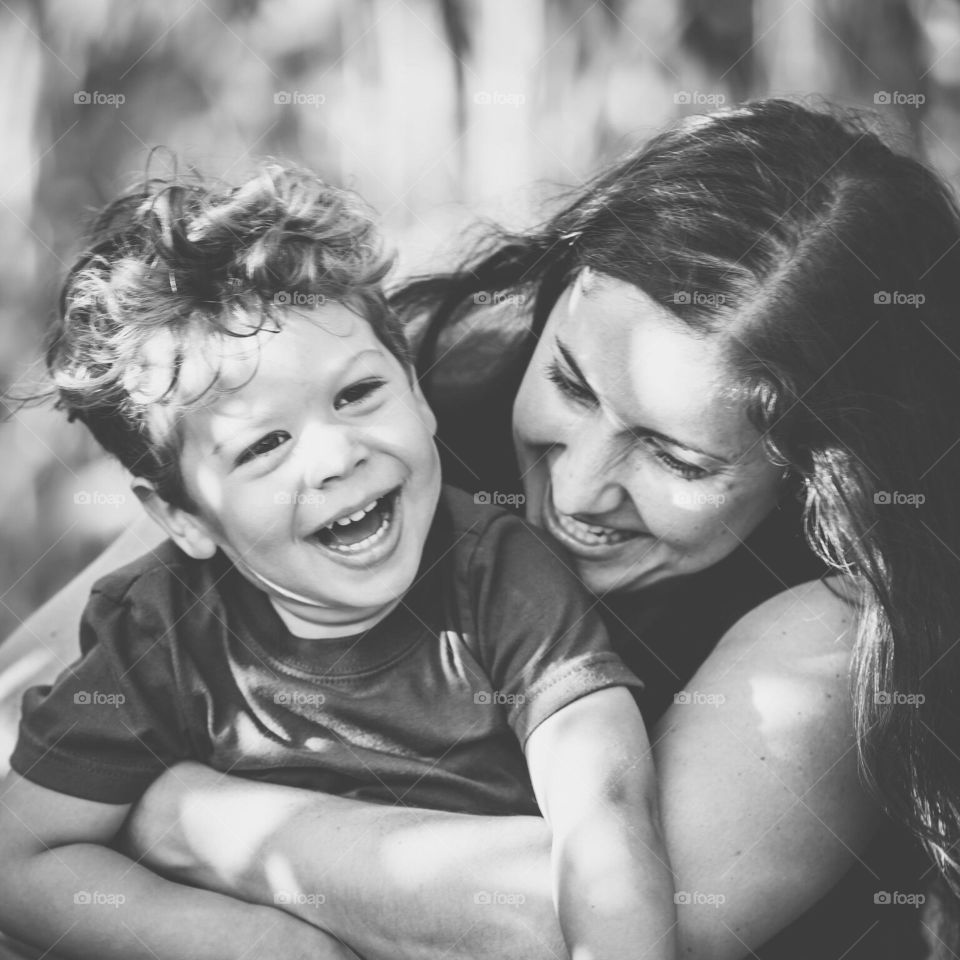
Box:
[302,425,368,489]
[549,423,626,517]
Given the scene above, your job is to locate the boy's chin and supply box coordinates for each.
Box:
[281,566,420,624]
[270,592,396,637]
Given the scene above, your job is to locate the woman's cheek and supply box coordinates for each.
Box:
[705,473,781,546]
[647,470,764,556]
[652,486,727,553]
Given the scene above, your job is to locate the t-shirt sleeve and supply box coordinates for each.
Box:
[9,579,191,804]
[465,511,645,745]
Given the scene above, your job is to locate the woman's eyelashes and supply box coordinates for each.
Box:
[546,358,709,480]
[647,444,709,481]
[235,431,290,466]
[546,359,596,405]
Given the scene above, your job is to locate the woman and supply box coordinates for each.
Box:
[4,99,958,958]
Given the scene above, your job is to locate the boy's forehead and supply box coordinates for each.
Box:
[155,307,392,435]
[137,306,383,402]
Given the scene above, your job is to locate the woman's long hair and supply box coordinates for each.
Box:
[395,98,960,890]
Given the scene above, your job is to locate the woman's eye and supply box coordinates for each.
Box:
[235,431,290,466]
[651,447,709,481]
[546,360,596,405]
[335,378,387,409]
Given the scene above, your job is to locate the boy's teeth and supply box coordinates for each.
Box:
[329,500,378,529]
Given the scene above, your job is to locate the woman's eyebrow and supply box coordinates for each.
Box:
[555,338,733,465]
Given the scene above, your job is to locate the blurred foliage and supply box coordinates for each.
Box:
[2,0,959,642]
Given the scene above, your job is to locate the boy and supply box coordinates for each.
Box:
[0,165,676,959]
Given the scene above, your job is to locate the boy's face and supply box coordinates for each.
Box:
[164,305,441,630]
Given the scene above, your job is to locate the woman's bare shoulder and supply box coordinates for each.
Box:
[720,575,859,662]
[685,576,862,753]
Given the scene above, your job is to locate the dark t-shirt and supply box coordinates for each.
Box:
[11,487,641,812]
[415,297,929,959]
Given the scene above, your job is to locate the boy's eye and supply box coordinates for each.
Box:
[235,431,290,466]
[335,378,387,409]
[546,360,596,406]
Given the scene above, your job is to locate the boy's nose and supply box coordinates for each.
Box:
[302,426,368,489]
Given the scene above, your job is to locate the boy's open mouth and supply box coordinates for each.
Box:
[311,489,398,554]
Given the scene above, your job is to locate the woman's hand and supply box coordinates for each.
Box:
[124,578,879,960]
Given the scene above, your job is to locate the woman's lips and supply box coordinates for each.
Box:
[542,492,643,556]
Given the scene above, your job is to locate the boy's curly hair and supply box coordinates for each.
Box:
[47,162,405,511]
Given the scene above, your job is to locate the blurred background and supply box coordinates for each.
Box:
[2,0,960,646]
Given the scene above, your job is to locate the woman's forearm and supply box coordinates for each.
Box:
[126,764,565,960]
[0,843,354,960]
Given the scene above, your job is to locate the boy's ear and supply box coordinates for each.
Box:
[131,478,218,560]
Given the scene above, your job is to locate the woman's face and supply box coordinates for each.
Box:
[513,271,784,595]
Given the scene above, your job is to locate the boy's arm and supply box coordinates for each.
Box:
[525,686,677,960]
[0,772,355,960]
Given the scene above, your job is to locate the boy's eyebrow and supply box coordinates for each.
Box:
[554,338,733,465]
[209,346,389,458]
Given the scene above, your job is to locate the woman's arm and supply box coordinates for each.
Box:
[126,577,880,960]
[655,577,881,952]
[0,774,355,960]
